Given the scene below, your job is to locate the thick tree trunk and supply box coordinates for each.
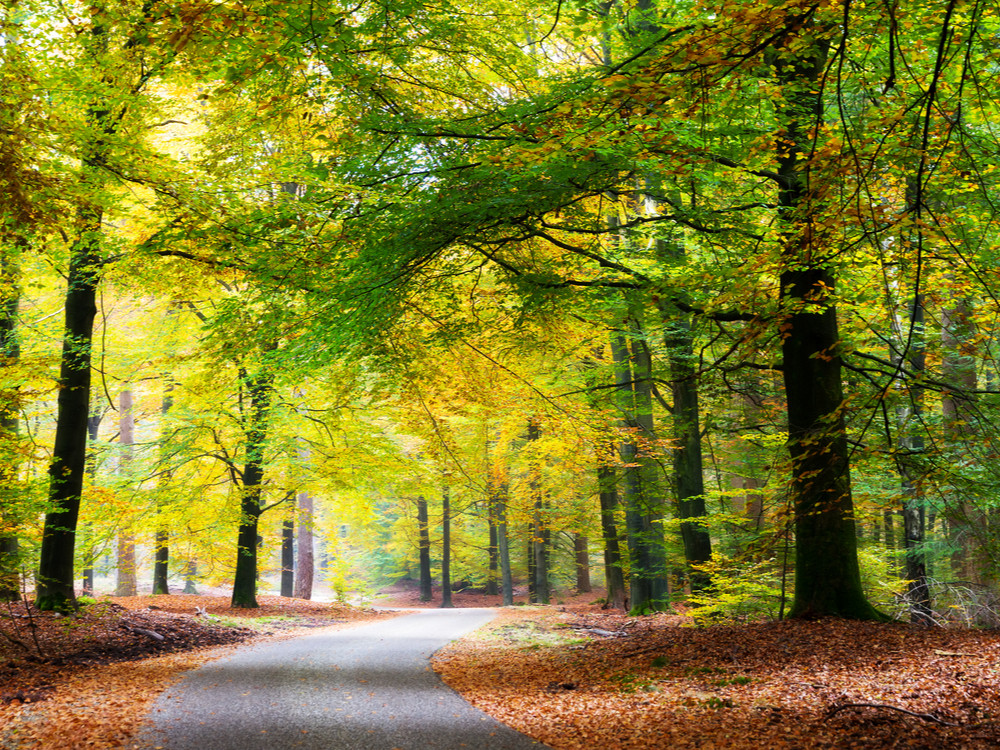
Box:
[597,463,627,610]
[114,389,137,597]
[231,366,275,609]
[417,495,433,602]
[775,24,882,620]
[36,206,102,610]
[440,486,453,608]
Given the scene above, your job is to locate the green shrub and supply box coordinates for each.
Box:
[687,555,784,624]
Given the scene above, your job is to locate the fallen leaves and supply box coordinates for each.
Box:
[434,609,1000,749]
[0,595,394,749]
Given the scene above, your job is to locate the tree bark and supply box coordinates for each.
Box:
[230,365,275,609]
[574,533,592,593]
[35,14,114,611]
[440,486,453,608]
[486,498,499,596]
[0,246,21,601]
[281,515,294,597]
[597,463,627,610]
[35,198,102,610]
[114,388,137,597]
[416,495,433,602]
[152,374,174,596]
[661,310,712,590]
[496,481,514,606]
[774,21,882,620]
[80,407,103,595]
[528,419,550,604]
[293,440,314,600]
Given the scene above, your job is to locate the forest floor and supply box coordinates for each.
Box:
[1,586,1000,748]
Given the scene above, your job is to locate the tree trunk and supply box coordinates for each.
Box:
[528,419,550,604]
[895,290,931,623]
[661,310,712,590]
[597,463,627,610]
[775,22,882,620]
[610,328,666,612]
[281,515,294,597]
[486,498,499,596]
[0,247,21,601]
[36,202,102,610]
[941,296,983,581]
[417,495,433,602]
[496,482,514,606]
[574,533,591,594]
[293,487,314,599]
[183,561,198,595]
[231,365,275,609]
[440,486,453,608]
[80,407,103,595]
[35,15,114,611]
[152,377,173,596]
[114,389,137,597]
[293,441,314,600]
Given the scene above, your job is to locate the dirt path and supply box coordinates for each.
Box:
[135,608,548,750]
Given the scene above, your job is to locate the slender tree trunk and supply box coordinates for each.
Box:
[653,310,712,590]
[0,248,21,601]
[775,22,881,620]
[440,486,453,608]
[527,419,550,604]
[597,463,627,610]
[293,441,314,600]
[281,515,294,597]
[574,533,591,593]
[610,329,665,612]
[231,365,275,609]
[894,289,931,623]
[417,495,433,602]
[496,482,514,606]
[941,297,982,581]
[152,376,174,595]
[114,389,137,597]
[486,500,499,596]
[80,407,103,595]
[183,561,198,595]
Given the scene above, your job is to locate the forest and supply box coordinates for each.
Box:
[1,0,999,628]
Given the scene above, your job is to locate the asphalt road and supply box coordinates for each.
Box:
[136,608,549,750]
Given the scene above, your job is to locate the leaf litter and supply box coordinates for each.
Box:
[4,590,1000,749]
[433,606,1000,749]
[0,595,393,749]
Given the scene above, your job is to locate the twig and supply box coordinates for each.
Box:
[826,702,958,726]
[123,623,165,641]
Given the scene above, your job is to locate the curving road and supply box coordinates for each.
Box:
[136,608,548,750]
